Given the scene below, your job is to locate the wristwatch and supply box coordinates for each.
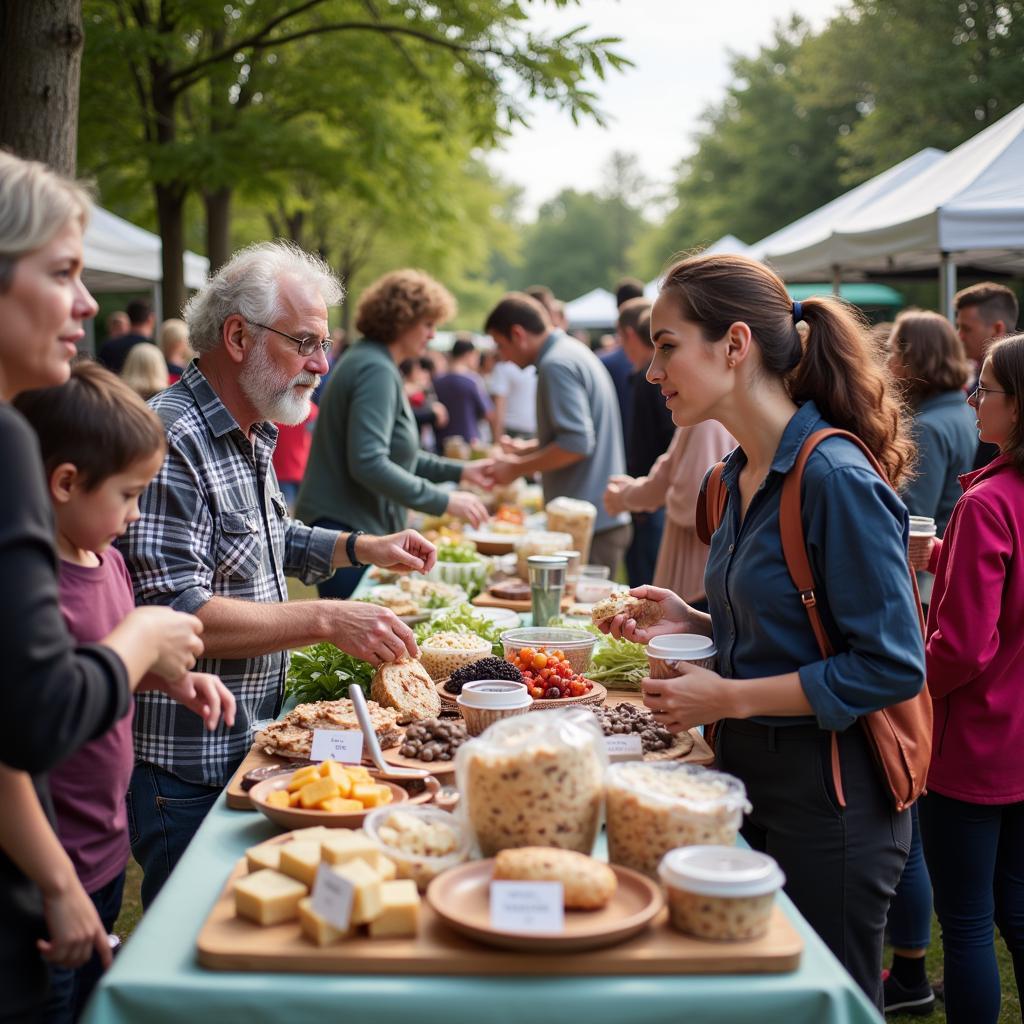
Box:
[346,530,366,568]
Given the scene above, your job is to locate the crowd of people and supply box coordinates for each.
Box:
[2,142,1023,1024]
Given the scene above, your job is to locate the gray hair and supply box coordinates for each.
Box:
[184,240,343,354]
[0,150,92,291]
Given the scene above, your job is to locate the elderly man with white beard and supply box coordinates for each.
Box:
[118,241,436,906]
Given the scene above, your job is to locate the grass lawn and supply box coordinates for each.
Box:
[111,575,1021,1020]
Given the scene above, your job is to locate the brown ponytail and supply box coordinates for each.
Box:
[659,252,915,487]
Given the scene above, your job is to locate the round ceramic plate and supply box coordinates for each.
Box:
[248,775,409,830]
[426,859,664,952]
[463,530,520,556]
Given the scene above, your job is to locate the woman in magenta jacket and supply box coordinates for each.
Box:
[915,332,1024,1024]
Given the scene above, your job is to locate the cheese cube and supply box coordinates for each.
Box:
[265,790,290,809]
[352,781,391,808]
[346,765,372,781]
[318,758,338,777]
[278,841,322,888]
[322,762,354,797]
[332,858,383,924]
[321,830,380,867]
[320,797,364,814]
[374,855,397,881]
[290,826,331,843]
[287,766,320,792]
[298,896,353,946]
[234,869,307,925]
[245,843,281,873]
[288,790,303,807]
[299,777,341,809]
[369,879,420,938]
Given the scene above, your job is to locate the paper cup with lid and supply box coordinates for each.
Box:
[455,679,532,736]
[646,634,718,679]
[658,845,785,940]
[907,515,937,564]
[605,762,750,877]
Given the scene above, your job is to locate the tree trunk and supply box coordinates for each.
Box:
[0,0,84,174]
[156,182,187,318]
[204,187,232,272]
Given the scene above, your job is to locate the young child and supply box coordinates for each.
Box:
[7,362,236,1022]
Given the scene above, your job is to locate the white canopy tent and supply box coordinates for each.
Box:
[643,235,752,298]
[564,287,618,330]
[763,102,1024,316]
[83,206,209,315]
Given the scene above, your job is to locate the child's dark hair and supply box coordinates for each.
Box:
[13,360,166,489]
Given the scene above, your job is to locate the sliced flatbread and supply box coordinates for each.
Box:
[370,659,441,722]
[256,699,401,759]
[591,592,663,629]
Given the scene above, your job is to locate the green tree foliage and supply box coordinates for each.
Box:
[636,18,858,271]
[637,0,1024,272]
[78,0,629,315]
[512,150,648,299]
[799,0,1024,182]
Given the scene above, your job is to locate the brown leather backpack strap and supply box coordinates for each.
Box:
[779,428,887,809]
[696,462,728,546]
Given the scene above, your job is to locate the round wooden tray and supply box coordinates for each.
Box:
[426,859,664,952]
[436,679,607,712]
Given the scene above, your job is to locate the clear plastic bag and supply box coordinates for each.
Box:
[455,706,607,857]
[605,762,751,878]
[514,530,573,580]
[545,498,597,566]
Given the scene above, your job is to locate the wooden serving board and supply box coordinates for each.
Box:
[472,592,571,613]
[197,857,802,976]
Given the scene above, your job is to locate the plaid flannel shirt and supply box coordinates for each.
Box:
[119,362,338,787]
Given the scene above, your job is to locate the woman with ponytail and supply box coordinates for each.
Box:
[596,252,925,1009]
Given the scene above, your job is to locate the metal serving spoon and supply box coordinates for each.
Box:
[348,683,430,780]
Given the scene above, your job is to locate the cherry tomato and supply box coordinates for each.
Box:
[532,653,548,670]
[529,685,544,700]
[551,650,564,661]
[570,679,587,697]
[557,662,573,678]
[519,647,535,662]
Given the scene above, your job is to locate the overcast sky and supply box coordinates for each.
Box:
[491,0,846,216]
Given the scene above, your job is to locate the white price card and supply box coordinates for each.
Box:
[604,734,644,760]
[309,729,363,764]
[490,881,565,934]
[311,864,355,931]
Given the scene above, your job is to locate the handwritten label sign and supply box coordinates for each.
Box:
[490,881,564,934]
[604,734,644,760]
[309,729,363,764]
[311,864,355,930]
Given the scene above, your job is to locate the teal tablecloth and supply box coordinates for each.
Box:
[83,788,883,1024]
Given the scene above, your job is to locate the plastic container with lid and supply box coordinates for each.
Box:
[456,679,533,736]
[364,805,471,891]
[514,530,573,580]
[605,762,751,877]
[646,634,718,678]
[455,707,607,856]
[658,846,785,940]
[500,626,597,675]
[545,498,598,565]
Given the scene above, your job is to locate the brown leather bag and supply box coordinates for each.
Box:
[696,428,932,812]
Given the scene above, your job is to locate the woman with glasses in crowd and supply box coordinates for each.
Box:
[296,269,493,598]
[912,333,1024,1024]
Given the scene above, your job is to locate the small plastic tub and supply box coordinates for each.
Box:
[658,845,785,941]
[605,762,751,877]
[418,632,493,682]
[646,635,718,678]
[456,679,533,736]
[500,626,597,675]
[364,805,471,891]
[574,578,617,604]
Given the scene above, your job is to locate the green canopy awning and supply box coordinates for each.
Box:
[788,282,904,306]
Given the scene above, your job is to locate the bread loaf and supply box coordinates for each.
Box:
[492,847,617,910]
[370,659,441,722]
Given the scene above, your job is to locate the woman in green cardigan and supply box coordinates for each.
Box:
[297,269,491,598]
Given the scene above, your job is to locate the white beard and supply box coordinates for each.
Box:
[240,339,318,425]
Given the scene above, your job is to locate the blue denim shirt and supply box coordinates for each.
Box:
[705,401,926,731]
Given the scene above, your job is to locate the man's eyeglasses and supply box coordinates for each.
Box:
[249,321,331,358]
[969,383,1011,400]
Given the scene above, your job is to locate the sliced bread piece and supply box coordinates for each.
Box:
[370,659,441,722]
[590,591,663,630]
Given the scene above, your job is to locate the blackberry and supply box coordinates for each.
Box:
[443,656,523,694]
